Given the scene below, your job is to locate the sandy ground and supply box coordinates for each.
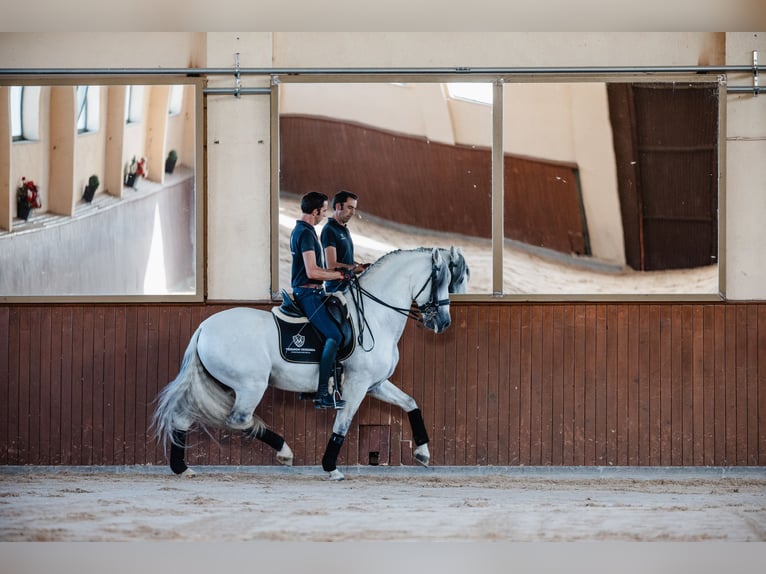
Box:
[1,466,764,542]
[278,195,718,295]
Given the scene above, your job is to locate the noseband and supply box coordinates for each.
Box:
[412,260,451,325]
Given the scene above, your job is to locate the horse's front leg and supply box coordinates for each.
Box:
[321,384,367,481]
[368,379,430,467]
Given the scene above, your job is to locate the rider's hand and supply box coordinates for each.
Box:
[338,269,354,290]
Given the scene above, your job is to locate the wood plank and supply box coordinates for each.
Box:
[496,306,511,466]
[760,305,766,465]
[465,306,479,465]
[627,305,640,465]
[561,306,575,466]
[485,306,501,465]
[530,305,544,465]
[735,305,748,464]
[583,305,597,465]
[519,306,533,465]
[551,305,565,466]
[0,308,10,463]
[615,305,629,465]
[681,305,694,466]
[441,309,458,466]
[713,305,727,465]
[102,307,116,465]
[670,305,683,465]
[28,309,43,464]
[17,309,30,463]
[692,306,704,465]
[37,309,52,465]
[92,307,105,464]
[595,305,607,464]
[540,306,554,465]
[725,306,737,464]
[659,306,672,465]
[508,305,522,465]
[702,306,715,465]
[80,307,95,465]
[746,306,758,465]
[573,305,586,466]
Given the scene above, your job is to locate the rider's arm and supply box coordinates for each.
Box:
[302,250,344,282]
[324,245,357,273]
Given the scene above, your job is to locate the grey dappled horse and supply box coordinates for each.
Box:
[151,246,469,480]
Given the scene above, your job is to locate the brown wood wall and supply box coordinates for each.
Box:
[280,115,588,255]
[1,302,764,467]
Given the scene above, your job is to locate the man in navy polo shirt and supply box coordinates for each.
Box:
[321,190,367,293]
[290,191,347,410]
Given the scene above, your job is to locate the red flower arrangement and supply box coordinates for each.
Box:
[17,177,43,209]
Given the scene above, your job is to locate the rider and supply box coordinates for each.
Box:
[290,191,348,410]
[321,190,367,293]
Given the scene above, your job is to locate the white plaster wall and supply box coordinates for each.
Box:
[724,32,766,300]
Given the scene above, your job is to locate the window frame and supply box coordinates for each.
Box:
[270,73,726,303]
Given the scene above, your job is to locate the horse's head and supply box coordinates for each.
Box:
[416,248,453,334]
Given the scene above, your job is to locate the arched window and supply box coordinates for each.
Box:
[76,85,100,133]
[10,85,41,141]
[125,85,144,124]
[446,82,492,104]
[169,84,184,115]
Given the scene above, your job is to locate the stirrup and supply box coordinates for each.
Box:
[314,391,345,410]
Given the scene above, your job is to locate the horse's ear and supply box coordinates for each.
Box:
[432,247,443,264]
[450,245,457,259]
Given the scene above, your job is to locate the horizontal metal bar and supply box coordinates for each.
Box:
[0,65,764,77]
[727,85,764,94]
[203,87,271,95]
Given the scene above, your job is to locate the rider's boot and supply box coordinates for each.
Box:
[314,339,345,410]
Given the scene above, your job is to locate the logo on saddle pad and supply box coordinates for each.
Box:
[271,293,355,364]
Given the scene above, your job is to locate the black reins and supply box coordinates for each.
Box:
[345,258,450,352]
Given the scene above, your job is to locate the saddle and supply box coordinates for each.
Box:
[271,290,355,364]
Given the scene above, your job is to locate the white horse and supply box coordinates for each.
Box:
[151,246,469,480]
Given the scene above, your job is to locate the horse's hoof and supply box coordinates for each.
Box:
[328,469,345,481]
[414,444,430,467]
[276,444,294,466]
[180,468,197,478]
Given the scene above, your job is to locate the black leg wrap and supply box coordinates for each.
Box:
[253,426,285,452]
[170,430,188,475]
[408,408,429,446]
[322,432,345,472]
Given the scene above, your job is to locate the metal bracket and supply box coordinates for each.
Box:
[754,50,759,97]
[234,52,241,99]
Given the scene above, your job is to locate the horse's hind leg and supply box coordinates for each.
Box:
[243,426,294,466]
[368,379,431,466]
[170,429,197,478]
[224,382,268,430]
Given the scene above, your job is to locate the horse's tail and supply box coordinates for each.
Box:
[150,326,265,454]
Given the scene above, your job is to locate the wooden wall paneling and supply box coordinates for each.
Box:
[656,305,673,466]
[507,306,522,466]
[702,306,715,465]
[80,307,94,465]
[746,306,758,465]
[519,306,540,465]
[59,309,73,465]
[0,308,9,462]
[6,309,20,464]
[496,306,511,466]
[465,306,480,465]
[37,309,52,465]
[724,306,738,464]
[441,308,458,466]
[616,305,630,465]
[92,307,106,465]
[49,308,63,465]
[551,305,572,465]
[527,306,542,465]
[453,306,468,465]
[583,305,596,465]
[760,306,766,465]
[123,306,138,465]
[626,305,640,465]
[476,306,490,465]
[103,307,116,465]
[669,306,682,465]
[735,306,748,464]
[692,306,704,465]
[572,306,586,465]
[29,309,44,464]
[647,306,661,465]
[540,306,554,465]
[713,305,727,464]
[606,305,620,465]
[594,305,608,464]
[16,309,30,464]
[422,326,439,465]
[680,305,693,465]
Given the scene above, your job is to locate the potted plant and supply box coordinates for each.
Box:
[124,156,148,188]
[16,177,42,221]
[165,149,178,174]
[83,174,100,203]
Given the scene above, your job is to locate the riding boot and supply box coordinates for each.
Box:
[314,339,345,409]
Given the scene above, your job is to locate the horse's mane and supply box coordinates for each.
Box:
[362,247,435,278]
